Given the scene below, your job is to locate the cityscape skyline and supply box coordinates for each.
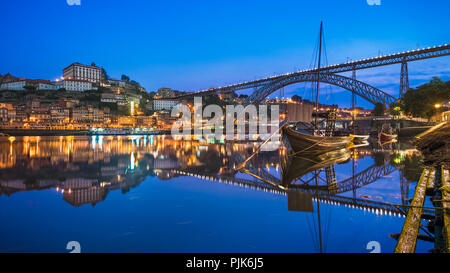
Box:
[1,0,449,256]
[1,0,450,108]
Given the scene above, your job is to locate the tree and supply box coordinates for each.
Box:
[402,77,450,119]
[101,68,109,83]
[389,101,403,117]
[291,95,302,102]
[121,75,130,82]
[24,85,36,91]
[372,102,385,116]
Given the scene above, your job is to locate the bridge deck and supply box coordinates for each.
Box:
[162,44,450,99]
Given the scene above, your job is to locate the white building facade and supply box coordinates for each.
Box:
[0,80,57,91]
[56,80,94,92]
[63,62,102,84]
[153,100,178,111]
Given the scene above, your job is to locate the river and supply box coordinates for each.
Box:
[0,135,433,253]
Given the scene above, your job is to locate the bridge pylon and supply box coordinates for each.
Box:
[352,69,356,126]
[400,59,409,98]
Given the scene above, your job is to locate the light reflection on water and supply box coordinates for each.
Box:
[0,135,431,253]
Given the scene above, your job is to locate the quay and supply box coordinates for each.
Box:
[0,128,166,136]
[395,166,435,253]
[0,129,90,136]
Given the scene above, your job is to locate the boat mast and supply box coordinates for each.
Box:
[314,170,324,253]
[314,21,323,129]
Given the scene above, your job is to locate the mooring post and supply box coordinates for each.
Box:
[441,167,450,253]
[395,166,433,253]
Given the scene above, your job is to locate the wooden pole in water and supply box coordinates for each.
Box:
[441,167,450,253]
[395,167,434,253]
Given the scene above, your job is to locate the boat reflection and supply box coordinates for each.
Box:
[281,148,351,188]
[236,141,425,252]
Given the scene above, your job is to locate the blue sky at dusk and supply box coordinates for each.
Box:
[0,0,449,108]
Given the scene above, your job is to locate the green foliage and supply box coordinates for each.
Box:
[204,94,225,107]
[291,95,302,102]
[97,86,112,93]
[373,152,387,166]
[401,77,450,119]
[399,154,424,183]
[24,85,36,91]
[101,68,109,82]
[99,102,117,112]
[45,91,60,100]
[372,102,385,116]
[80,93,100,102]
[389,101,403,117]
[121,74,130,82]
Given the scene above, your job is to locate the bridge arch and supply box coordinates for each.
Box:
[247,72,396,107]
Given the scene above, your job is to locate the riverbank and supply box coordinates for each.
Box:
[415,122,450,168]
[0,129,169,136]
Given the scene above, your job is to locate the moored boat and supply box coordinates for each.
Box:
[350,134,370,143]
[379,131,397,142]
[281,22,352,155]
[283,124,352,154]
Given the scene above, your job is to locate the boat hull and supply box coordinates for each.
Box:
[282,125,352,154]
[350,134,370,143]
[379,132,397,142]
[281,148,351,186]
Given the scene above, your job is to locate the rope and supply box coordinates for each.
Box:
[287,135,330,157]
[235,119,287,170]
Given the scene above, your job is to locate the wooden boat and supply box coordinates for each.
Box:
[283,124,352,154]
[347,140,369,149]
[281,22,352,154]
[350,134,369,143]
[379,131,397,142]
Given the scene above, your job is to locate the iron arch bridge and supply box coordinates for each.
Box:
[246,72,396,106]
[157,44,450,107]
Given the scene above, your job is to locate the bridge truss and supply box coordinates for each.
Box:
[160,44,450,106]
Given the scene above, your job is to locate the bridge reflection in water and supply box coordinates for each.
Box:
[0,135,425,252]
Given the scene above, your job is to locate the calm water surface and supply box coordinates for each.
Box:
[0,135,432,253]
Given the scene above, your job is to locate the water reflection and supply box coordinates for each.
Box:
[237,142,424,253]
[0,136,423,208]
[0,135,428,252]
[0,136,280,206]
